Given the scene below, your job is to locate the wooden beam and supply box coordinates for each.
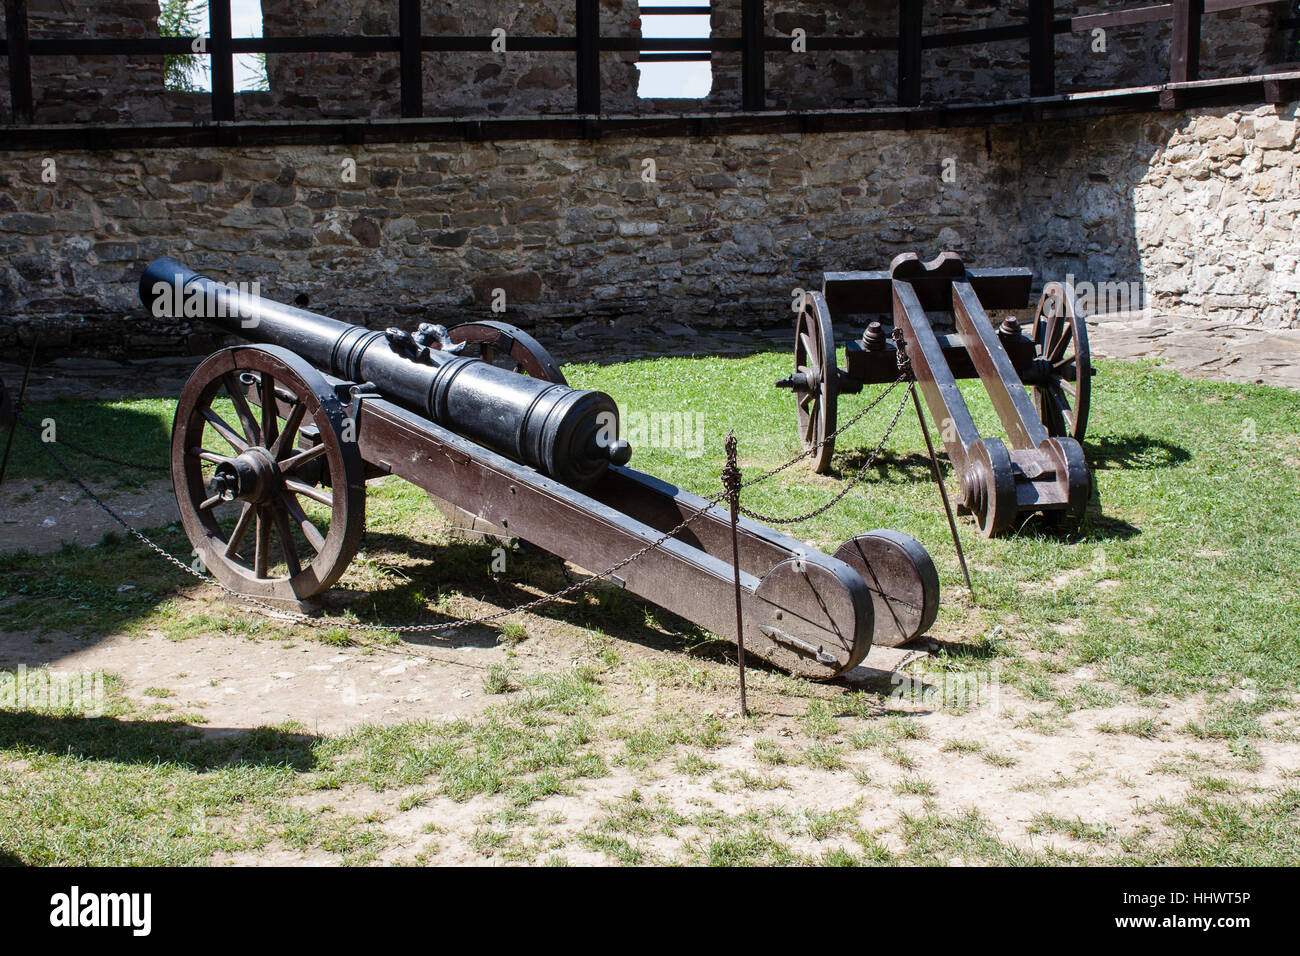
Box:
[741,0,764,110]
[1029,0,1054,97]
[1170,0,1204,84]
[399,0,422,117]
[4,0,32,124]
[898,0,922,107]
[209,0,234,122]
[576,0,600,114]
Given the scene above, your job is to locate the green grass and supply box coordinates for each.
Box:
[1,396,175,485]
[3,351,1300,866]
[568,354,1300,701]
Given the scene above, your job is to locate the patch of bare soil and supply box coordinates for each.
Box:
[0,478,179,554]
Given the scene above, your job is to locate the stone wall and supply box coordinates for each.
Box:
[1,99,1297,358]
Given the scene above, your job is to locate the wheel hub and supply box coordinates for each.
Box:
[211,447,281,504]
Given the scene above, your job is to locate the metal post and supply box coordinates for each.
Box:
[741,0,764,111]
[576,0,600,114]
[209,0,234,121]
[911,385,972,593]
[0,341,39,489]
[4,0,33,124]
[724,432,748,717]
[399,0,423,118]
[1029,0,1054,98]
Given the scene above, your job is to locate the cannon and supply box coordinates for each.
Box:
[778,252,1094,537]
[141,258,941,679]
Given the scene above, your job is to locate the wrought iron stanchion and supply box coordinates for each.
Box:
[0,340,38,489]
[894,328,973,593]
[914,386,973,593]
[723,431,748,717]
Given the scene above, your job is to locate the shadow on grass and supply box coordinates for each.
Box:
[829,447,935,483]
[0,710,321,773]
[1086,433,1191,471]
[0,849,25,867]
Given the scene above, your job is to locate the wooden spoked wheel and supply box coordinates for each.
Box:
[171,344,365,606]
[448,320,568,385]
[1030,282,1092,443]
[793,291,839,474]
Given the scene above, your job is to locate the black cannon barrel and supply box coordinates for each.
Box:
[140,257,631,488]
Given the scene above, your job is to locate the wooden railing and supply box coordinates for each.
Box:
[1,0,1295,129]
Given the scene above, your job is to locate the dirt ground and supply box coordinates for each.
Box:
[4,478,1298,865]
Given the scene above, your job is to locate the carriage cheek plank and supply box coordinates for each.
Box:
[142,257,939,679]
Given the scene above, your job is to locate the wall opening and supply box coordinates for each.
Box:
[637,2,712,99]
[158,0,268,93]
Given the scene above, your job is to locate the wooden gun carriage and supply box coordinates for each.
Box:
[142,258,940,680]
[779,252,1095,537]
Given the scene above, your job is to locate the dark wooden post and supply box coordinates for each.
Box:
[576,0,600,114]
[898,0,921,107]
[1029,0,1054,97]
[209,0,234,121]
[4,0,33,124]
[399,0,422,117]
[1170,0,1203,84]
[741,0,764,111]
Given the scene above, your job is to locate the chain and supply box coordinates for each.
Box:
[16,414,729,636]
[14,416,209,581]
[17,361,911,634]
[736,371,907,492]
[737,381,915,525]
[46,434,172,474]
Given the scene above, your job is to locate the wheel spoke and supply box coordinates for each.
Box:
[280,442,327,474]
[798,332,816,364]
[271,402,307,459]
[260,373,279,450]
[254,510,270,578]
[201,408,249,453]
[1049,322,1073,362]
[225,503,255,559]
[1051,381,1074,412]
[193,448,231,466]
[199,493,223,511]
[223,374,262,447]
[283,492,326,553]
[285,478,333,506]
[272,507,301,577]
[1043,313,1059,358]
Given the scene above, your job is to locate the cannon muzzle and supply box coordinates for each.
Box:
[140,257,630,488]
